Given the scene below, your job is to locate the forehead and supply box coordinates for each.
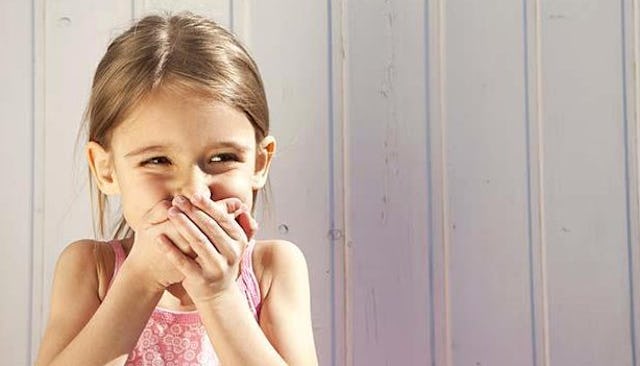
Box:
[111,89,255,153]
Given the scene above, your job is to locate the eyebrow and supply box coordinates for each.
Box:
[124,141,251,158]
[124,144,170,158]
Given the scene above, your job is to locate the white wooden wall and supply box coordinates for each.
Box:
[1,1,36,365]
[3,0,640,365]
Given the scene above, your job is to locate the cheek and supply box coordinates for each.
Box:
[209,172,254,205]
[119,175,171,230]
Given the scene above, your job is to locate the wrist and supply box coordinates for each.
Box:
[193,285,244,310]
[119,258,166,294]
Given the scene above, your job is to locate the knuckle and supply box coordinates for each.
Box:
[196,196,215,210]
[211,201,227,215]
[216,212,233,225]
[201,219,217,234]
[223,197,243,213]
[227,245,242,263]
[201,274,215,284]
[227,251,239,264]
[192,235,209,247]
[174,255,187,267]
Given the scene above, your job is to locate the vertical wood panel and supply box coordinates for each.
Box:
[541,1,633,365]
[329,0,348,364]
[347,1,430,364]
[249,1,335,364]
[445,1,534,364]
[0,1,34,364]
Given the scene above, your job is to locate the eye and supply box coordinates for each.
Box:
[210,153,239,163]
[141,156,171,166]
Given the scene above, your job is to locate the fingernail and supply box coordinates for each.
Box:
[173,196,187,207]
[192,193,203,203]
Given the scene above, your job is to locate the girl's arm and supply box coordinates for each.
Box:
[200,240,318,366]
[35,240,164,366]
[162,238,318,366]
[256,240,318,365]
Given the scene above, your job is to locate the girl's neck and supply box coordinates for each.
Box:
[160,283,196,311]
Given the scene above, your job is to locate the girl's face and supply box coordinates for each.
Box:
[89,88,273,233]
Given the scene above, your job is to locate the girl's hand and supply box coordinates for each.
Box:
[158,194,259,303]
[125,199,194,290]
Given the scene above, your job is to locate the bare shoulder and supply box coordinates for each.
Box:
[56,239,109,270]
[36,239,109,364]
[251,240,318,364]
[251,239,309,298]
[54,239,115,300]
[55,239,100,273]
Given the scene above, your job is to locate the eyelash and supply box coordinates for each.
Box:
[210,153,240,163]
[142,156,170,166]
[141,154,239,166]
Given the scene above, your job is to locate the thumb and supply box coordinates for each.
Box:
[215,197,258,240]
[234,206,258,241]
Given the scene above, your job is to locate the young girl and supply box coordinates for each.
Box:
[36,13,318,366]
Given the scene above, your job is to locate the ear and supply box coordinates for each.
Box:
[86,141,120,195]
[252,136,276,190]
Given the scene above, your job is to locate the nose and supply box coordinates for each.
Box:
[175,165,211,200]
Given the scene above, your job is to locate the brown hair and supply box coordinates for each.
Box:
[82,12,270,240]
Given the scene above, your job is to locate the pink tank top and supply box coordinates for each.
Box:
[107,239,262,365]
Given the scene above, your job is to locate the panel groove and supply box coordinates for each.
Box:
[336,0,352,364]
[27,0,36,363]
[524,0,550,365]
[426,0,449,364]
[424,1,436,365]
[622,0,640,364]
[438,0,453,366]
[534,0,550,364]
[633,0,640,359]
[29,0,46,362]
[522,0,537,365]
[633,0,640,360]
[325,1,336,365]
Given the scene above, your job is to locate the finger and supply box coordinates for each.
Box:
[156,233,201,277]
[210,196,244,214]
[167,206,227,269]
[171,204,244,265]
[234,207,258,241]
[185,195,248,242]
[157,221,198,259]
[143,199,172,225]
[173,197,247,262]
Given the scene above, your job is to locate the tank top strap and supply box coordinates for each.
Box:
[238,239,262,318]
[107,239,126,291]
